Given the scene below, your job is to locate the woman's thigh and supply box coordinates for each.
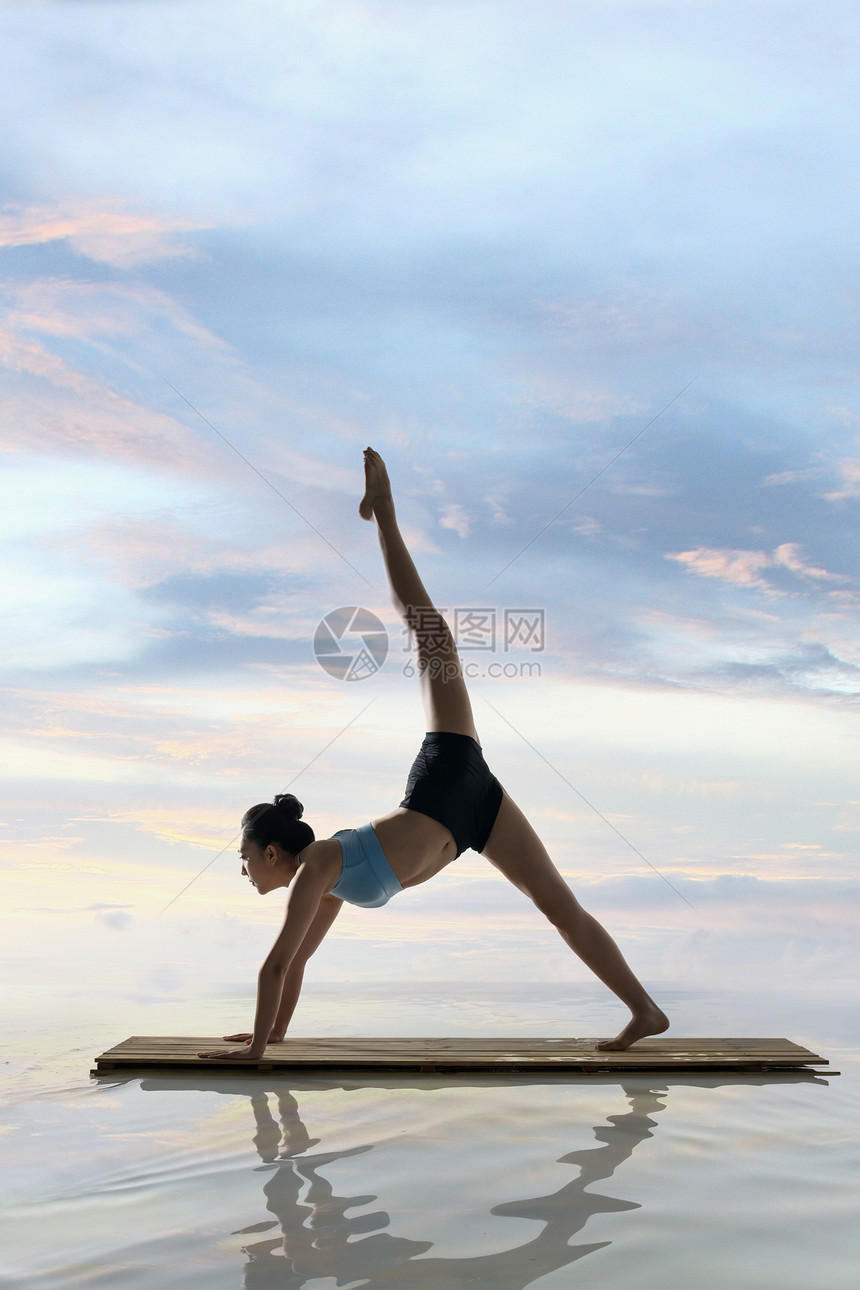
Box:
[480,789,580,918]
[411,607,480,741]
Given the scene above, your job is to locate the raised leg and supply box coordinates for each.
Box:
[361,447,480,741]
[481,790,670,1050]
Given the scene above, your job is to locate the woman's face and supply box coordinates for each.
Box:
[239,836,296,894]
[239,838,273,893]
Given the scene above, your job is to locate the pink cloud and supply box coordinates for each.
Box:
[772,542,847,582]
[667,543,850,592]
[0,200,214,267]
[666,546,774,590]
[0,328,200,469]
[0,278,240,473]
[6,277,234,354]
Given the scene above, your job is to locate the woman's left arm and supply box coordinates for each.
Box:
[199,858,334,1060]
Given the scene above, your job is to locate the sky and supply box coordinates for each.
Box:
[1,0,859,1019]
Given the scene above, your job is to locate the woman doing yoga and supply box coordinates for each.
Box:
[198,448,668,1059]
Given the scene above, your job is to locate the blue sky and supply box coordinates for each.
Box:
[1,1,859,1009]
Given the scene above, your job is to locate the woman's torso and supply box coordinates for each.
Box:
[325,729,499,890]
[362,808,457,888]
[298,808,456,899]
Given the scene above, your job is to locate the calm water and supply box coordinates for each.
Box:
[2,983,859,1289]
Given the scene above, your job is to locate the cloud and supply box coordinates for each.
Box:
[0,324,203,471]
[638,599,860,697]
[0,200,212,267]
[823,454,860,502]
[84,902,134,931]
[4,275,234,360]
[667,543,850,594]
[0,273,274,480]
[667,546,775,591]
[439,502,471,538]
[771,542,846,582]
[833,801,860,833]
[510,362,647,427]
[104,809,240,850]
[0,274,384,510]
[762,466,827,486]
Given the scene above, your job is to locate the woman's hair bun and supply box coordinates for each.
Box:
[273,793,303,822]
[241,794,314,853]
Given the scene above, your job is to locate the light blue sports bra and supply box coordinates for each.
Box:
[329,822,403,908]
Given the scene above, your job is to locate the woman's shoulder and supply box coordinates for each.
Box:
[298,838,343,885]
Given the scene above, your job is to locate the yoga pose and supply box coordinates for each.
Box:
[199,449,668,1059]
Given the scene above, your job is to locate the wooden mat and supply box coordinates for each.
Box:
[92,1036,832,1075]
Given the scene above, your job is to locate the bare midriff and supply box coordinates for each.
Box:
[368,806,458,888]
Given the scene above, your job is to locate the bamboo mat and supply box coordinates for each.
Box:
[92,1036,833,1075]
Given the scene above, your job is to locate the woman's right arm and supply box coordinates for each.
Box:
[269,895,343,1038]
[223,894,343,1043]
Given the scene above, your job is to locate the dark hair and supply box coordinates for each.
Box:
[241,793,315,855]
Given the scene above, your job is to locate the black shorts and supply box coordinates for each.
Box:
[400,732,504,858]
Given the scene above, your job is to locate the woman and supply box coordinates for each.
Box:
[199,448,668,1059]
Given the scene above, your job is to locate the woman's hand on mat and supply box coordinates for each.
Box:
[195,1030,286,1057]
[221,1032,285,1044]
[198,1045,266,1060]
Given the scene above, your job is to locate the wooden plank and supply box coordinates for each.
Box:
[98,1036,815,1053]
[97,1045,817,1061]
[93,1036,832,1074]
[97,1037,818,1057]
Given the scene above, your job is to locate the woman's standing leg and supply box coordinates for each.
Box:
[360,447,479,740]
[481,789,669,1049]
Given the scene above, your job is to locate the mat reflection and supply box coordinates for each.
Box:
[234,1081,667,1288]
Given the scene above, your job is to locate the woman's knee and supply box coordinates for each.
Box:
[518,872,577,925]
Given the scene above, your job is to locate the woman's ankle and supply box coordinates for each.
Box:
[374,497,397,526]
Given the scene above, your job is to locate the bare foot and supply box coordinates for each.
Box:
[596,1003,670,1052]
[359,446,394,520]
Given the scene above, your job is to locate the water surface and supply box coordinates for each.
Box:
[2,983,858,1288]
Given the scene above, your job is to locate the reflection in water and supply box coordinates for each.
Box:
[233,1082,667,1289]
[239,1089,431,1283]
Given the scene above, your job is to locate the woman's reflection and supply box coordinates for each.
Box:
[233,1081,668,1288]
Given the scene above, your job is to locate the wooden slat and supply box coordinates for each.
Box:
[92,1036,831,1074]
